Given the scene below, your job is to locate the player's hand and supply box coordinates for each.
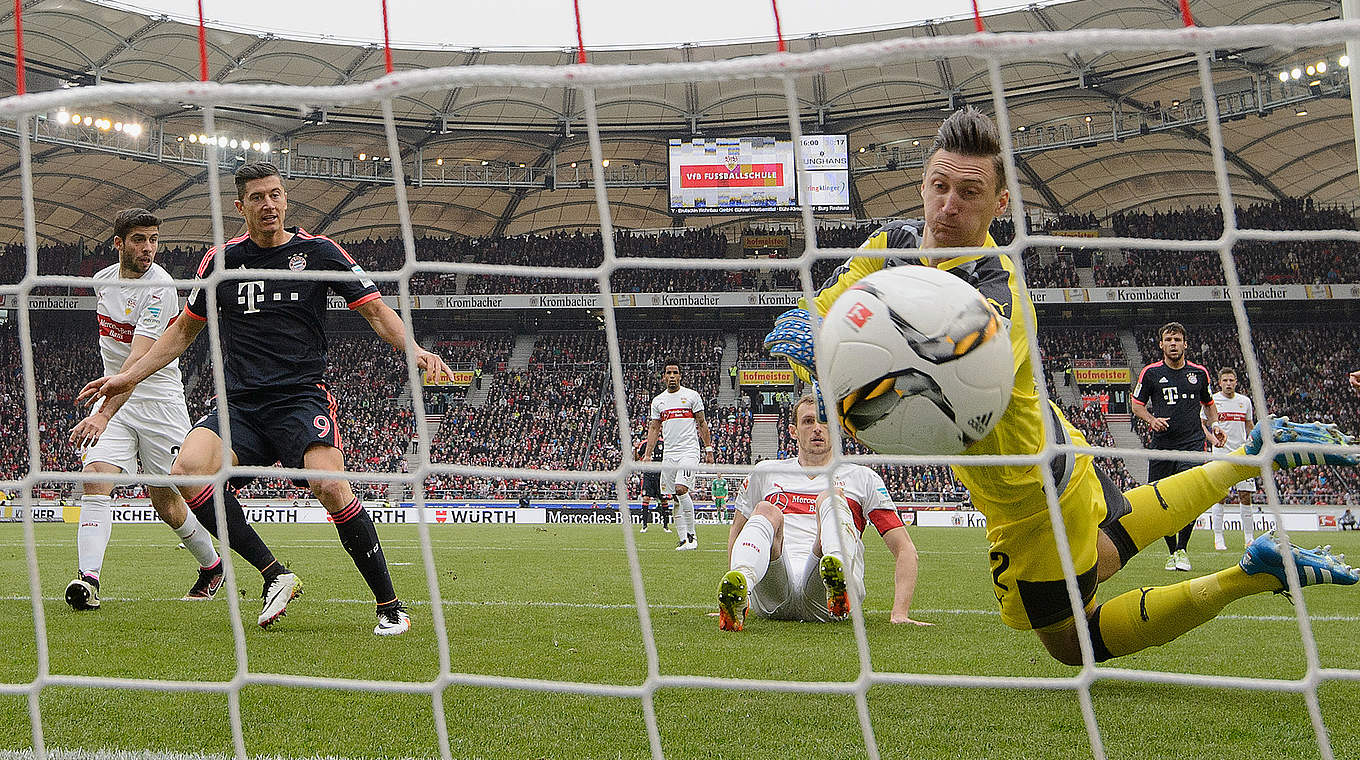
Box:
[1211,427,1227,447]
[77,373,134,408]
[414,348,452,380]
[1349,370,1360,391]
[1150,416,1170,432]
[763,307,820,379]
[68,411,109,449]
[890,612,933,626]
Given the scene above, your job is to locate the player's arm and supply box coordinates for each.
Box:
[1129,373,1168,432]
[695,409,714,463]
[77,312,202,408]
[1200,374,1223,445]
[810,221,922,318]
[642,415,661,461]
[766,222,913,382]
[881,525,931,626]
[69,333,158,447]
[354,298,451,380]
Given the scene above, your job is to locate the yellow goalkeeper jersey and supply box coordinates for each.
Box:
[810,220,1091,525]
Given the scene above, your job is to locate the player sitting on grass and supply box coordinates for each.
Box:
[717,393,927,631]
[763,105,1358,663]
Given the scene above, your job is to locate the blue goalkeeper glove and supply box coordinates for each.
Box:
[763,306,820,380]
[810,380,829,424]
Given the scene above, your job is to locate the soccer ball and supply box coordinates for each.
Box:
[817,265,1015,455]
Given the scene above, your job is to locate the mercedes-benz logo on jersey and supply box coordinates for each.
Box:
[769,492,790,509]
[289,253,307,271]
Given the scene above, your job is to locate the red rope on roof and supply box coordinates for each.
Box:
[972,0,986,32]
[770,0,787,52]
[1178,0,1196,26]
[381,0,394,73]
[13,0,25,94]
[196,0,209,81]
[573,0,588,63]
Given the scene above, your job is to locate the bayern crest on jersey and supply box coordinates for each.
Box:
[1189,374,1198,384]
[289,253,307,271]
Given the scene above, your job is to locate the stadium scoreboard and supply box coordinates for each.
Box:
[667,134,850,213]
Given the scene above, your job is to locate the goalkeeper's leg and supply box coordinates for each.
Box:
[1047,420,1360,664]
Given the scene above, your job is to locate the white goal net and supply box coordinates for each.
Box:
[4,12,1360,760]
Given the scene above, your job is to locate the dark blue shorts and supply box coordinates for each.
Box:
[1147,456,1199,483]
[193,384,343,485]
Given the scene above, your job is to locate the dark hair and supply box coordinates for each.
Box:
[1159,322,1187,340]
[113,208,161,240]
[1219,367,1237,377]
[928,106,1006,192]
[234,162,283,199]
[662,357,682,373]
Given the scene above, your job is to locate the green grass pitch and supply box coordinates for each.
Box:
[2,523,1359,759]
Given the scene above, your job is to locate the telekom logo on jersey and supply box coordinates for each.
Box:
[237,280,302,314]
[238,281,267,313]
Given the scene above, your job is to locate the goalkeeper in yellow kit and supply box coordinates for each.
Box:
[765,106,1358,664]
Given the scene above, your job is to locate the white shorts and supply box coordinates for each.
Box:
[1230,477,1257,494]
[82,399,190,477]
[660,456,698,494]
[749,545,866,623]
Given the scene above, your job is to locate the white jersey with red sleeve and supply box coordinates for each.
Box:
[733,458,903,557]
[649,385,704,461]
[93,263,185,404]
[1205,391,1254,453]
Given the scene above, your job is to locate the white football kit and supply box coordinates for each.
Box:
[84,263,191,476]
[733,458,900,622]
[1204,391,1256,492]
[649,385,704,493]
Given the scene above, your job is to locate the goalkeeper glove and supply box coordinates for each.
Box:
[763,306,820,380]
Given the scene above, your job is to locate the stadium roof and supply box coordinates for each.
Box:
[0,0,1355,246]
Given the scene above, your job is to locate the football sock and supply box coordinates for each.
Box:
[76,494,113,579]
[1091,566,1279,661]
[816,494,858,567]
[1115,457,1258,554]
[1241,503,1255,542]
[1211,504,1226,543]
[332,497,397,605]
[172,509,221,569]
[677,492,695,540]
[730,514,775,587]
[673,495,689,538]
[1175,522,1195,552]
[185,485,284,579]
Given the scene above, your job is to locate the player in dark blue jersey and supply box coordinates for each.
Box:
[1132,322,1224,572]
[80,162,453,636]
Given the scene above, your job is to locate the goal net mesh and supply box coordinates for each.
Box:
[4,15,1360,760]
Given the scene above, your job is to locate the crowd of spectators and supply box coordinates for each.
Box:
[1096,198,1360,286]
[1039,327,1124,373]
[8,316,1360,507]
[14,199,1360,307]
[2,242,199,295]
